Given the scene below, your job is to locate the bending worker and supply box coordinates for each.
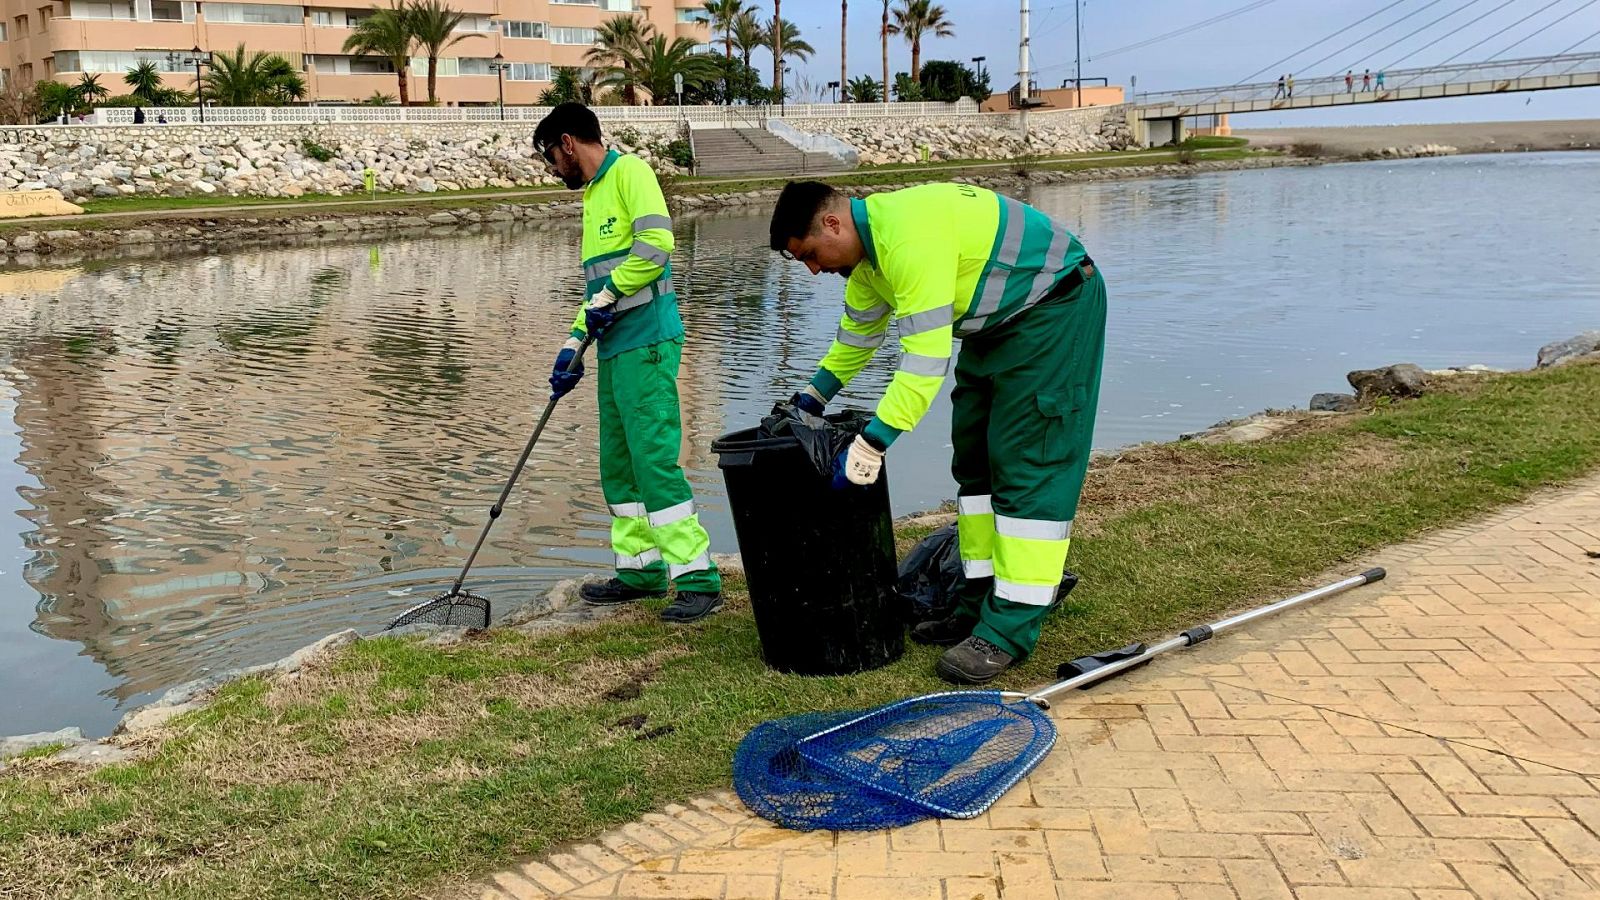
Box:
[533,102,722,623]
[770,181,1106,684]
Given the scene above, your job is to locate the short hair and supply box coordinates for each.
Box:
[769,181,842,252]
[533,102,603,151]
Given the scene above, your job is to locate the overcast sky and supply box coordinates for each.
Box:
[738,0,1600,125]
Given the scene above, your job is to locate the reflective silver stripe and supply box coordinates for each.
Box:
[584,256,625,281]
[668,552,713,579]
[961,558,994,578]
[647,500,695,528]
[615,548,663,570]
[957,316,987,336]
[897,305,954,336]
[845,301,890,324]
[898,353,951,378]
[970,196,1028,322]
[630,239,669,267]
[957,494,993,516]
[632,214,672,232]
[995,514,1073,542]
[614,275,672,312]
[995,578,1057,606]
[835,327,887,349]
[609,502,647,518]
[1021,225,1075,314]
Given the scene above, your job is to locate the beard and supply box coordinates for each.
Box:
[561,172,585,190]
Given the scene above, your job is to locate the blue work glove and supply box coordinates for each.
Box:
[549,341,584,400]
[790,387,827,418]
[830,434,886,490]
[584,287,619,339]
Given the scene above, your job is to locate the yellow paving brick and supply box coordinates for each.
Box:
[1218,859,1295,900]
[942,876,1002,900]
[1193,809,1310,834]
[1417,815,1536,840]
[1381,773,1459,816]
[567,873,621,898]
[996,851,1056,898]
[941,826,1047,853]
[616,871,725,899]
[1044,829,1109,880]
[832,876,940,900]
[1090,807,1157,855]
[1103,855,1227,884]
[1453,863,1538,900]
[516,861,578,893]
[491,871,551,900]
[1153,831,1268,859]
[1378,836,1502,864]
[1177,885,1238,900]
[1339,858,1464,889]
[1054,882,1180,900]
[1482,774,1598,796]
[885,817,941,852]
[883,850,997,880]
[1133,787,1198,830]
[547,852,605,885]
[831,831,889,878]
[987,806,1092,830]
[1262,834,1345,884]
[1527,817,1600,865]
[1495,839,1600,897]
[725,874,778,900]
[676,848,781,875]
[1295,889,1416,900]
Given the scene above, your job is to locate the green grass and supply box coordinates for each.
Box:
[4,743,68,762]
[3,362,1598,898]
[71,184,568,216]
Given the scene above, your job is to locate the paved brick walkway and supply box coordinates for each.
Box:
[473,476,1600,900]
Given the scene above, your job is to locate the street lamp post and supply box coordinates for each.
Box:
[489,53,510,120]
[186,45,210,123]
[971,56,986,104]
[827,80,840,103]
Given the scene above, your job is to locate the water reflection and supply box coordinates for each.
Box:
[1,151,1596,735]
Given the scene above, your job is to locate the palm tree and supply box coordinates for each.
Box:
[730,10,764,70]
[846,75,881,103]
[885,0,953,84]
[880,0,889,106]
[343,2,415,106]
[408,0,474,105]
[201,45,306,105]
[585,15,651,105]
[607,33,719,104]
[701,0,746,58]
[364,90,397,105]
[840,0,847,102]
[772,0,781,98]
[74,73,110,105]
[124,60,163,102]
[767,16,813,96]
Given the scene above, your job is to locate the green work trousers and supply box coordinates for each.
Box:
[597,338,721,594]
[951,271,1107,658]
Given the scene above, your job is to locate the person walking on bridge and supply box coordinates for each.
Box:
[1362,69,1372,92]
[1286,73,1295,98]
[770,181,1107,685]
[1376,70,1386,91]
[1274,74,1286,99]
[1345,70,1354,93]
[533,102,723,624]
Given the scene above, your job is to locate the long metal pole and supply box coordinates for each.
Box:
[449,338,592,594]
[1025,569,1387,707]
[497,69,505,120]
[1074,0,1082,108]
[195,59,204,123]
[1019,0,1030,137]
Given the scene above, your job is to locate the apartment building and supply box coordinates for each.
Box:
[0,0,710,104]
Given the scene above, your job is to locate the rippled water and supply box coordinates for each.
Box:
[2,151,1596,736]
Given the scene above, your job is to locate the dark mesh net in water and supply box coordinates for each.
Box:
[732,710,932,831]
[386,590,491,630]
[732,692,1057,830]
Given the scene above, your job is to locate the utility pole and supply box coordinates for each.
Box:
[1018,0,1031,138]
[1074,0,1083,109]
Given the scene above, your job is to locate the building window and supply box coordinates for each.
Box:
[53,49,192,72]
[13,15,30,36]
[308,53,394,74]
[407,57,459,77]
[150,0,181,20]
[499,20,544,39]
[507,61,549,81]
[455,14,494,31]
[602,0,636,10]
[311,9,332,24]
[67,1,137,20]
[37,6,52,25]
[676,8,707,22]
[0,21,8,38]
[19,63,33,81]
[549,26,596,45]
[202,2,301,24]
[550,0,597,5]
[457,56,491,75]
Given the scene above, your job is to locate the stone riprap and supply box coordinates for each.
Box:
[782,107,1133,164]
[0,121,689,201]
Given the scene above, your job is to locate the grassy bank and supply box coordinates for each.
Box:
[9,360,1591,900]
[0,138,1261,234]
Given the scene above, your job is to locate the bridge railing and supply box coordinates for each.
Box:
[93,99,982,127]
[1136,51,1600,109]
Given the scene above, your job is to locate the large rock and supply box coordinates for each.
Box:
[1536,331,1600,368]
[1310,392,1359,412]
[1347,363,1430,400]
[1,727,86,758]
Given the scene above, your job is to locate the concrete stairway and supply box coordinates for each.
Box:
[692,127,853,177]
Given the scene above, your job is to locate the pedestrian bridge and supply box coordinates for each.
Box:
[1130,51,1600,145]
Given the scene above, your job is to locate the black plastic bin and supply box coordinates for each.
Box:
[712,421,904,675]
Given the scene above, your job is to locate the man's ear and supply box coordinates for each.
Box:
[822,212,843,235]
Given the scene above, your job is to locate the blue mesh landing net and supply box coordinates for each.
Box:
[732,692,1057,831]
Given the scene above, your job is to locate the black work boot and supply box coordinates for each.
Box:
[936,636,1016,685]
[910,612,978,647]
[580,578,660,606]
[660,591,723,624]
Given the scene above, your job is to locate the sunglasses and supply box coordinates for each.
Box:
[534,138,561,166]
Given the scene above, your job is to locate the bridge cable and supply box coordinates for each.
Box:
[1229,0,1416,87]
[1488,0,1600,60]
[1283,0,1458,79]
[1540,25,1600,75]
[1085,0,1282,61]
[1383,0,1574,90]
[1375,0,1521,73]
[1314,0,1488,76]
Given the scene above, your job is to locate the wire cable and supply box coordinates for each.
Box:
[1296,0,1461,76]
[1087,0,1281,61]
[1489,0,1600,59]
[1230,0,1414,85]
[1374,0,1519,72]
[1416,0,1572,70]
